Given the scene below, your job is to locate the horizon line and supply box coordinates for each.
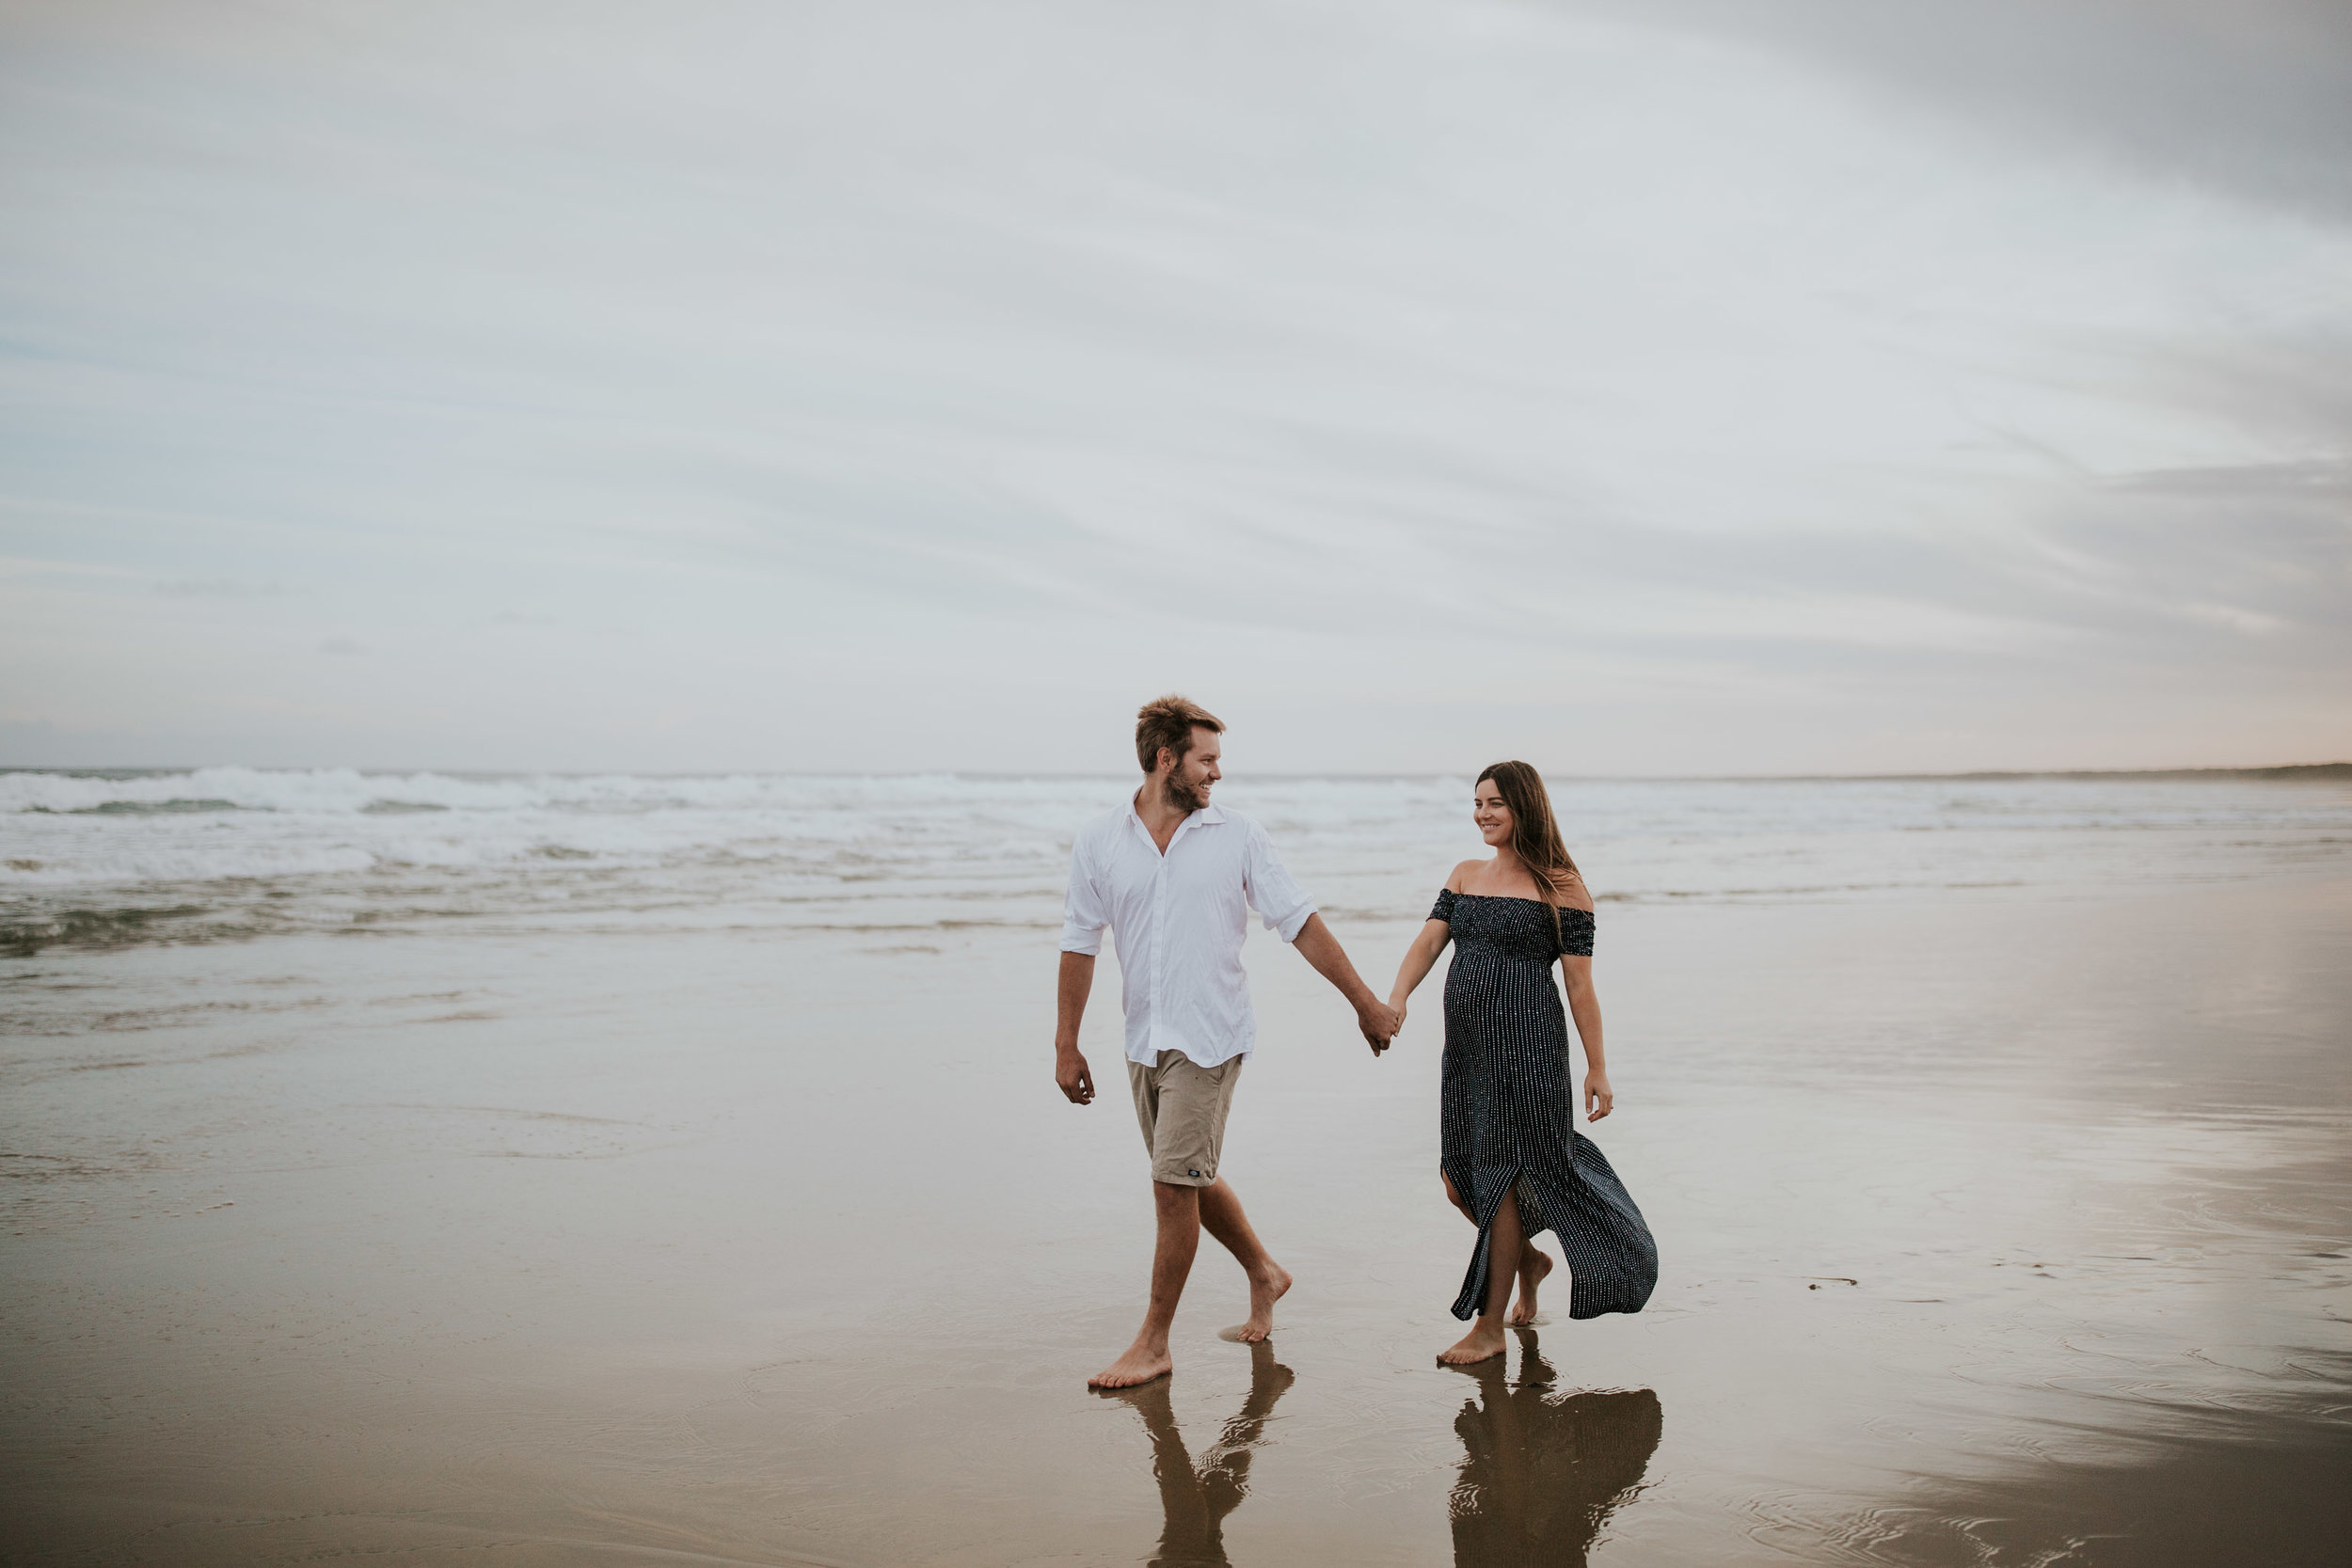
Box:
[3,761,2346,784]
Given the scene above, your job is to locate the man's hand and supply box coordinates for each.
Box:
[1057,1048,1095,1105]
[1357,1000,1399,1056]
[1055,951,1097,1104]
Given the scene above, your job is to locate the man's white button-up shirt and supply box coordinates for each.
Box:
[1059,800,1317,1069]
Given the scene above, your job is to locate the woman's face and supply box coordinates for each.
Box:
[1473,781,1513,847]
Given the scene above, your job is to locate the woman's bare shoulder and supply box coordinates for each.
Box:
[1557,866,1597,913]
[1444,858,1486,893]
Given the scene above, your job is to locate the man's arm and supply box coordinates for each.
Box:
[1291,913,1399,1054]
[1056,951,1097,1104]
[1242,823,1393,1054]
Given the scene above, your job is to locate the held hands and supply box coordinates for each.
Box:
[1056,1047,1095,1105]
[1584,1068,1613,1120]
[1373,992,1409,1056]
[1358,999,1401,1056]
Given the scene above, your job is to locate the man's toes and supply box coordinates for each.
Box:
[1089,1357,1167,1388]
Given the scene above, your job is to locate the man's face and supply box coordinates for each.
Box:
[1160,727,1223,812]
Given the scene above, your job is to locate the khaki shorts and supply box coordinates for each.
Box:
[1127,1050,1245,1187]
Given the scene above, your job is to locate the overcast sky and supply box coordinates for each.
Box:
[2,0,2346,776]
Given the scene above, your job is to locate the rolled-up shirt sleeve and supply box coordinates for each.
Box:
[1243,821,1316,942]
[1059,834,1108,955]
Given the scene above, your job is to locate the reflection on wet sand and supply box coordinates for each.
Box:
[1449,1328,1662,1567]
[1097,1339,1296,1568]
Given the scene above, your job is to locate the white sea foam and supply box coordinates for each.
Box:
[3,768,2347,954]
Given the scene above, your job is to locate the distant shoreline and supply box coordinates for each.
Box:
[1726,761,2352,784]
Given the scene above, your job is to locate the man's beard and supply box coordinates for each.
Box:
[1163,770,1211,813]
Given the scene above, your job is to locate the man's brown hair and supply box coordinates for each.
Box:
[1135,694,1224,773]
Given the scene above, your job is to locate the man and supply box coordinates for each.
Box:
[1057,694,1398,1389]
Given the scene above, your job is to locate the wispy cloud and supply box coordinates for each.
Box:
[0,0,2344,773]
[1586,0,2352,219]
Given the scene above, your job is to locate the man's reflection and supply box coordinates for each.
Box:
[1449,1328,1661,1567]
[1098,1338,1295,1568]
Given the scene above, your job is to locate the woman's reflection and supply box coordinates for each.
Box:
[1097,1338,1295,1568]
[1448,1327,1661,1567]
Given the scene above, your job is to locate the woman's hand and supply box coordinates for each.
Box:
[1388,994,1407,1036]
[1583,1069,1613,1121]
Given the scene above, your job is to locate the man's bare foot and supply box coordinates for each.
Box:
[1438,1324,1506,1365]
[1509,1247,1553,1326]
[1231,1261,1293,1343]
[1089,1343,1173,1388]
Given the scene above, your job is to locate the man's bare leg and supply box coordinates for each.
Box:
[1440,1183,1525,1365]
[1091,1181,1201,1388]
[1199,1178,1292,1342]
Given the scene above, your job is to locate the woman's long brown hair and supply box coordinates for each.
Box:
[1477,760,1583,941]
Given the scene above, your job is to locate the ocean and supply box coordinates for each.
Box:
[7,767,2346,955]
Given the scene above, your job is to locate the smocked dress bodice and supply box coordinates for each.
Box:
[1429,888,1594,964]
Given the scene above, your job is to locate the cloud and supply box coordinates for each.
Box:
[156,578,287,598]
[0,0,2345,772]
[1575,0,2352,219]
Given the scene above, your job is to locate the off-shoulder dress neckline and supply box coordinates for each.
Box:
[1450,890,1597,914]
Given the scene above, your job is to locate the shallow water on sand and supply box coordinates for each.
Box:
[5,853,2349,1564]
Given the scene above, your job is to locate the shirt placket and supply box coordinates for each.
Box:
[1149,850,1167,1056]
[1149,815,1200,1060]
[1150,821,1181,1056]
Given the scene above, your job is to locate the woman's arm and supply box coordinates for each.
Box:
[1562,955,1611,1119]
[1387,919,1452,1028]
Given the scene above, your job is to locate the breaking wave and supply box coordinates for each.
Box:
[3,768,2347,956]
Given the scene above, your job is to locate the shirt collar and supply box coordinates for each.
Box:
[1124,798,1227,844]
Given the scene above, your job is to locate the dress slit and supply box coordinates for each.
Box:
[1453,1167,1526,1320]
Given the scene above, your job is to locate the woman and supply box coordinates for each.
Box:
[1388,761,1657,1365]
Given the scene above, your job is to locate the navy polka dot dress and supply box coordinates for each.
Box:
[1433,889,1658,1321]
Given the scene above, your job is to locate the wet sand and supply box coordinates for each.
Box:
[4,873,2349,1564]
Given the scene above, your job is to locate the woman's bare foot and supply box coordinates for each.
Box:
[1509,1247,1552,1326]
[1089,1341,1173,1388]
[1230,1261,1293,1343]
[1438,1324,1506,1365]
